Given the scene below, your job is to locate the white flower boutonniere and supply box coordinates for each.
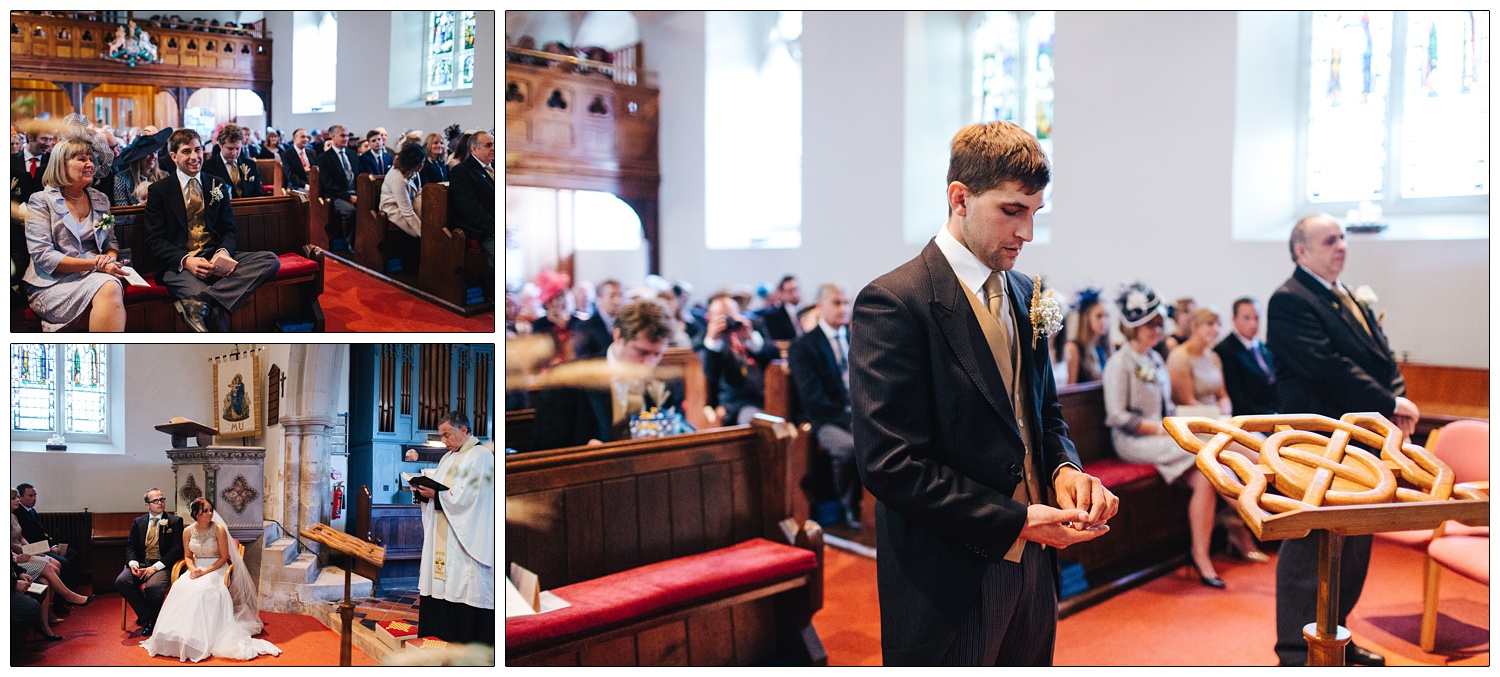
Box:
[1133,361,1157,384]
[1352,284,1378,306]
[96,213,114,233]
[1028,275,1064,348]
[209,183,225,205]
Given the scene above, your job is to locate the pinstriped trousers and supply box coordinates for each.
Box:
[157,250,280,314]
[939,541,1057,666]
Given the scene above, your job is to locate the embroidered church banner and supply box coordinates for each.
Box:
[213,352,263,440]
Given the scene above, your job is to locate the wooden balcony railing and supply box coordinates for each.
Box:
[11,11,272,90]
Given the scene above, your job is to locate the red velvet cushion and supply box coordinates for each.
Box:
[505,538,817,653]
[124,273,172,302]
[1427,535,1489,584]
[21,307,36,321]
[1083,458,1160,489]
[272,253,319,279]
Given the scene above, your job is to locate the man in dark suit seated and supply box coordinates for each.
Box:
[11,129,53,205]
[701,291,781,426]
[1214,297,1278,416]
[144,129,282,332]
[787,283,863,530]
[11,483,79,585]
[282,128,313,192]
[447,131,495,267]
[575,278,623,359]
[754,274,804,341]
[314,124,359,249]
[1267,214,1416,668]
[201,124,264,199]
[530,298,686,450]
[115,488,185,637]
[358,129,394,177]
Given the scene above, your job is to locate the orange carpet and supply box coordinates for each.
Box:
[13,592,379,666]
[818,537,1489,666]
[321,257,494,332]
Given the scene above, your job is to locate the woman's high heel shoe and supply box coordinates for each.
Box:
[41,632,63,641]
[61,594,94,607]
[1185,559,1226,589]
[1226,532,1271,564]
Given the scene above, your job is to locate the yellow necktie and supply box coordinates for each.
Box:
[144,516,160,562]
[1334,285,1372,338]
[981,274,1040,562]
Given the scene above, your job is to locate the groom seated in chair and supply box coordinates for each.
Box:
[116,488,185,637]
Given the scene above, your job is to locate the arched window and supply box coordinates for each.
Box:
[972,10,1055,215]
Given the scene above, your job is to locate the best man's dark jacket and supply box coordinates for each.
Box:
[1267,266,1405,419]
[315,146,359,200]
[202,153,265,199]
[447,155,494,238]
[142,172,238,278]
[850,241,1081,666]
[529,378,686,451]
[124,512,186,569]
[787,327,851,433]
[1214,333,1279,416]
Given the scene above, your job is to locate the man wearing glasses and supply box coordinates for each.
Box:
[115,488,185,637]
[315,124,361,250]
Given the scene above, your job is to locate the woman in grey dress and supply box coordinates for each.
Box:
[1102,282,1228,589]
[23,136,131,331]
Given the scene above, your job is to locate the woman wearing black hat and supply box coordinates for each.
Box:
[111,126,172,206]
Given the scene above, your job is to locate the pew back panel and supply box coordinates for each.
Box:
[352,173,389,271]
[255,157,284,195]
[417,183,490,313]
[660,347,709,431]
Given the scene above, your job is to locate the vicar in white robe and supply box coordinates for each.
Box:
[408,411,496,645]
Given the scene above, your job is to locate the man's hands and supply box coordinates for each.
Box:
[1053,466,1119,531]
[1019,505,1107,548]
[705,313,752,343]
[184,256,216,279]
[1393,396,1420,439]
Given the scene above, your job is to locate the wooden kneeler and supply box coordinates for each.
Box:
[302,523,387,665]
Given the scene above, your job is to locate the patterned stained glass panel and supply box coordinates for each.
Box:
[1306,11,1393,203]
[462,11,475,50]
[431,11,454,56]
[64,344,108,435]
[1400,11,1489,198]
[975,11,1020,125]
[461,53,473,88]
[11,344,55,432]
[429,58,452,90]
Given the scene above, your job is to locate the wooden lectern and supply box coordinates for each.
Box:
[301,522,387,665]
[1163,413,1488,666]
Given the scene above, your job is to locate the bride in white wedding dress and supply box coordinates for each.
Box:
[140,497,281,662]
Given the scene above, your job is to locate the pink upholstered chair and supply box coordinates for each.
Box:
[1410,419,1490,652]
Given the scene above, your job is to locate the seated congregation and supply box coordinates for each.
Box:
[10,342,497,665]
[9,10,496,332]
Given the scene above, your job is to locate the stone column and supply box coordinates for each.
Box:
[278,344,345,554]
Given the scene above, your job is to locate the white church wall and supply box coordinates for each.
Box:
[266,11,495,144]
[635,11,1486,367]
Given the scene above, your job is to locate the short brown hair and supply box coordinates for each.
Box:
[169,128,202,153]
[614,298,674,344]
[189,497,214,519]
[216,124,245,146]
[946,121,1050,199]
[41,139,93,188]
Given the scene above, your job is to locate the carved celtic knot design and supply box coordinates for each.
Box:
[220,475,261,514]
[1164,413,1487,532]
[179,474,203,504]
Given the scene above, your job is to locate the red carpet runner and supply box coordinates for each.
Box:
[321,258,494,332]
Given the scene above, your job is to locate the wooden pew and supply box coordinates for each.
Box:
[417,183,492,315]
[254,157,285,195]
[12,194,327,332]
[352,485,422,591]
[506,416,826,666]
[351,173,420,275]
[90,512,139,593]
[505,408,535,453]
[303,165,331,251]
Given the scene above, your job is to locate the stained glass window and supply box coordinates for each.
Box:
[426,11,476,95]
[973,11,1055,214]
[12,344,55,432]
[1305,11,1488,207]
[11,344,111,441]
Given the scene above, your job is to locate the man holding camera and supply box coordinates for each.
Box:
[701,291,780,426]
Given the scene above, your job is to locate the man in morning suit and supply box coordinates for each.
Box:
[11,129,54,204]
[788,284,864,530]
[575,278,624,359]
[202,124,265,199]
[315,124,359,248]
[144,129,281,332]
[851,121,1117,666]
[1214,297,1278,416]
[282,128,313,192]
[358,129,394,177]
[530,299,685,450]
[448,131,495,266]
[116,488,185,637]
[1267,214,1417,667]
[755,274,804,341]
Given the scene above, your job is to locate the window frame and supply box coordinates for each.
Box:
[1293,10,1488,221]
[968,10,1055,227]
[423,10,476,100]
[11,344,113,445]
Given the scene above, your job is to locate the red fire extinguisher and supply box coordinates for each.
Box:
[332,481,345,520]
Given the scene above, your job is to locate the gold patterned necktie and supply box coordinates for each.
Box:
[227,162,240,189]
[187,176,203,217]
[145,515,160,560]
[1333,285,1373,338]
[982,273,1041,562]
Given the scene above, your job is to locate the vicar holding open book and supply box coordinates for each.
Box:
[143,128,280,332]
[404,412,496,646]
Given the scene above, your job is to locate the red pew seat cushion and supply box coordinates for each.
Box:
[1083,458,1160,489]
[505,538,816,653]
[272,253,319,279]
